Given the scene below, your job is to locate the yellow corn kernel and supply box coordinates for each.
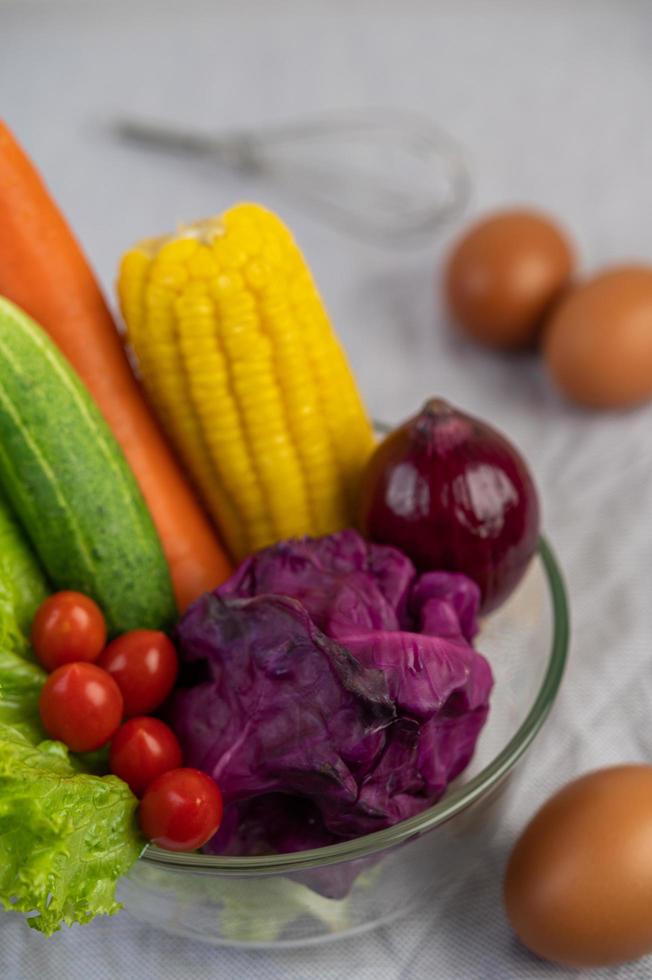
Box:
[118,203,375,561]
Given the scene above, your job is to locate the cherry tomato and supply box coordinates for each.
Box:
[39,662,123,752]
[31,591,107,672]
[139,768,223,851]
[97,630,178,717]
[110,717,183,796]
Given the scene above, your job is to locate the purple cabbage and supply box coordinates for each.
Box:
[171,595,395,810]
[170,530,493,861]
[218,530,414,635]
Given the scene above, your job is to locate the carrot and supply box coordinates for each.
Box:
[0,120,232,610]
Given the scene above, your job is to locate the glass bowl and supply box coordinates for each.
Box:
[118,537,568,948]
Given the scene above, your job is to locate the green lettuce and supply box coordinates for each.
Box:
[0,722,144,935]
[0,646,46,742]
[0,489,48,658]
[0,494,144,935]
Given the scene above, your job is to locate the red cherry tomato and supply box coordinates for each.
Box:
[31,591,107,672]
[97,630,178,717]
[139,768,223,851]
[110,717,183,796]
[39,662,123,752]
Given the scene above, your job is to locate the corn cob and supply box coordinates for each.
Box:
[118,203,375,561]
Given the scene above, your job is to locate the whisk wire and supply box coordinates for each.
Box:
[111,109,471,243]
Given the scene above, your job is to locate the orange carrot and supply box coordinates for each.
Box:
[0,120,232,610]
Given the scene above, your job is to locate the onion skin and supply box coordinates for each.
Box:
[359,400,540,613]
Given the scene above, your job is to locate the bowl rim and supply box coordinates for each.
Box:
[142,535,569,875]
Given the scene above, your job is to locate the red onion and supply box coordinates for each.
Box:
[359,399,540,613]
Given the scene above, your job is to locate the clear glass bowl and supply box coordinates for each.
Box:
[119,538,568,948]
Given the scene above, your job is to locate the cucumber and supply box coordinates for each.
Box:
[0,488,49,656]
[0,298,175,634]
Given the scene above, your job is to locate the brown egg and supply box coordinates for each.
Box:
[444,209,574,349]
[504,766,652,968]
[543,265,652,408]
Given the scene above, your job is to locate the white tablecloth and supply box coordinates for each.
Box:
[3,1,652,976]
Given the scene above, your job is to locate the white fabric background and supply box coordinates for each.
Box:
[2,1,652,976]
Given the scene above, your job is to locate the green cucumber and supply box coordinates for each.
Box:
[0,297,175,634]
[0,487,49,653]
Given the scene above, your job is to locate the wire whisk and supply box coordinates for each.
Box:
[111,109,471,245]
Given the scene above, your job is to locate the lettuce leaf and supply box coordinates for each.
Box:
[0,501,144,935]
[0,646,46,743]
[0,579,28,660]
[0,722,144,935]
[0,489,48,658]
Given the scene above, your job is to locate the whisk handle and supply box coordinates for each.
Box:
[112,118,261,172]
